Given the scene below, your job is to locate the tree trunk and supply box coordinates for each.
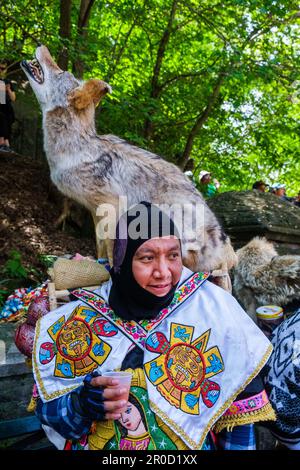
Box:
[73,0,95,78]
[57,0,72,70]
[143,0,178,140]
[178,70,227,169]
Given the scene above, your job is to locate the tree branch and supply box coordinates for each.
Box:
[183,2,229,46]
[158,71,207,92]
[1,13,41,45]
[151,0,178,98]
[144,0,178,139]
[73,0,96,77]
[106,20,137,81]
[159,52,223,92]
[78,0,96,31]
[178,69,227,168]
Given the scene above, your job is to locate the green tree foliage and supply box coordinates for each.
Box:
[1,0,299,193]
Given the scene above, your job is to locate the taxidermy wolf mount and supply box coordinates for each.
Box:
[21,45,236,273]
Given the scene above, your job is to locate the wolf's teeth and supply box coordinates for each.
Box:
[27,58,44,84]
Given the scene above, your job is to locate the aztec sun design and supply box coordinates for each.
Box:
[144,323,224,414]
[38,306,117,378]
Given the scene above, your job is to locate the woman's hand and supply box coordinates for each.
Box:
[74,374,128,421]
[90,375,128,420]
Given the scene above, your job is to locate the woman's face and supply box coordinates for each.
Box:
[132,236,182,297]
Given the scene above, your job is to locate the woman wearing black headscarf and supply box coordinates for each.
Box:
[33,201,275,450]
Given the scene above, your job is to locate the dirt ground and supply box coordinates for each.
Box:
[0,151,95,276]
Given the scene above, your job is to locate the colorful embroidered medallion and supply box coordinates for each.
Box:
[38,305,113,378]
[144,323,224,414]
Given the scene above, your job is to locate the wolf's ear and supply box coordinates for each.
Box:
[68,79,111,110]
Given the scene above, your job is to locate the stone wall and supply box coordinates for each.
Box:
[0,322,34,421]
[208,190,300,255]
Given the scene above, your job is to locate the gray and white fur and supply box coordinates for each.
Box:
[234,237,300,321]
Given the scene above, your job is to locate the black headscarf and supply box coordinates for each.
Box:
[109,201,181,321]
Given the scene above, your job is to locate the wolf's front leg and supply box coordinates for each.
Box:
[54,197,73,229]
[94,237,114,269]
[93,212,115,268]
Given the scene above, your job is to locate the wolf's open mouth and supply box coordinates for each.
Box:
[21,57,44,84]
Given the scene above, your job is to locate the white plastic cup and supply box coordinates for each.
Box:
[102,371,132,405]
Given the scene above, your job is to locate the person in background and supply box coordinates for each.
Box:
[184,170,196,187]
[263,308,300,450]
[183,159,196,186]
[197,170,220,198]
[252,181,268,193]
[183,158,195,173]
[0,62,16,152]
[293,192,300,208]
[271,183,293,202]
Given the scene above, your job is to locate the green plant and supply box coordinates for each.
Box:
[0,251,46,310]
[37,254,57,268]
[2,250,29,279]
[0,286,9,308]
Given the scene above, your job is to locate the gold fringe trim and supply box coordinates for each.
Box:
[25,358,32,369]
[27,396,38,413]
[150,343,273,449]
[90,421,97,434]
[213,402,276,433]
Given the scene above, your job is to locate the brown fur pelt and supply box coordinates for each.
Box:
[233,237,300,321]
[21,46,237,275]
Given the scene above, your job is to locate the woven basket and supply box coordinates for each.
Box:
[48,258,109,290]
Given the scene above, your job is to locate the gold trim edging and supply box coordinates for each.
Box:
[213,402,276,433]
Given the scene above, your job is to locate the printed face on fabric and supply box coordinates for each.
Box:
[118,400,145,433]
[132,236,182,297]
